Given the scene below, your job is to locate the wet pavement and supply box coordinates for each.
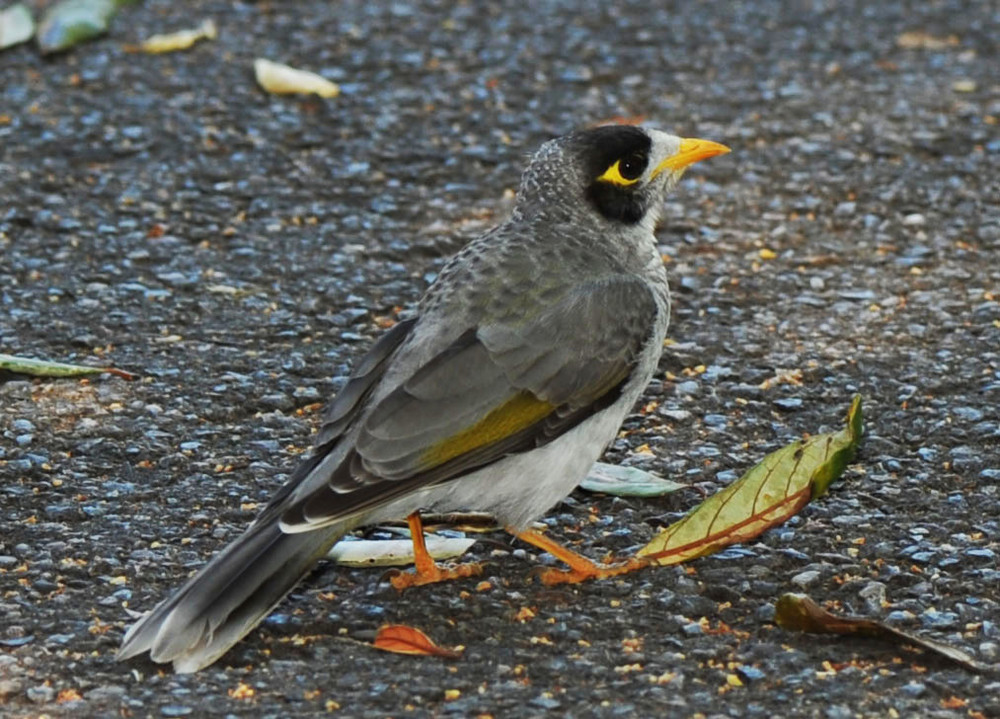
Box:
[1,1,999,716]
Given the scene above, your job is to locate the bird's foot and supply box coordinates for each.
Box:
[388,561,483,590]
[388,510,483,590]
[530,555,647,586]
[512,526,649,585]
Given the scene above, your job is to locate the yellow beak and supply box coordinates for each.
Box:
[652,138,731,178]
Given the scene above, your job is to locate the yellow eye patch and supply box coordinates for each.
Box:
[596,159,640,187]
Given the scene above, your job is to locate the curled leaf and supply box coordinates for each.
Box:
[0,353,135,380]
[373,624,462,659]
[326,536,475,567]
[254,58,340,98]
[581,462,685,497]
[775,593,996,675]
[0,3,35,51]
[140,18,216,54]
[638,396,863,565]
[37,0,119,54]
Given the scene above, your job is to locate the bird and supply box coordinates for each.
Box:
[117,124,730,672]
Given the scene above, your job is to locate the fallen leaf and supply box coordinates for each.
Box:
[254,58,340,98]
[140,18,216,54]
[0,3,35,50]
[36,0,121,54]
[325,536,476,567]
[638,396,863,565]
[373,624,462,659]
[581,462,686,497]
[774,593,997,675]
[895,31,959,50]
[0,353,135,380]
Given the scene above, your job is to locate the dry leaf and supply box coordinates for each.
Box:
[141,19,216,54]
[895,31,959,50]
[254,58,340,98]
[372,624,462,659]
[775,593,997,675]
[639,396,862,565]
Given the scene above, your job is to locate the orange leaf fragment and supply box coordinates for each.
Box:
[373,624,462,659]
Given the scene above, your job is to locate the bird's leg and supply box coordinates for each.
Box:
[389,511,483,590]
[511,527,649,585]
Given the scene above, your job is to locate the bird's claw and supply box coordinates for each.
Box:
[386,561,483,591]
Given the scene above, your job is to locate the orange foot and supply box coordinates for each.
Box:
[389,512,483,590]
[513,527,649,586]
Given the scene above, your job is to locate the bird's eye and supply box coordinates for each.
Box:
[597,151,648,187]
[618,152,646,180]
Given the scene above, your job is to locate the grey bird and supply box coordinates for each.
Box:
[117,124,730,672]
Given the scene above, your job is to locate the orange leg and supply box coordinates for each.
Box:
[512,526,649,585]
[389,511,483,590]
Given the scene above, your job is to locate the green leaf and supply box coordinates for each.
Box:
[36,0,119,54]
[581,462,686,497]
[0,353,135,380]
[638,396,863,566]
[0,3,35,51]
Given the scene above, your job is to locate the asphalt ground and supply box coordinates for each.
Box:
[1,1,998,717]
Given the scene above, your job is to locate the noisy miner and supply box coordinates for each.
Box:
[118,124,730,672]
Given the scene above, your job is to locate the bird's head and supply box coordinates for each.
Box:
[517,125,730,229]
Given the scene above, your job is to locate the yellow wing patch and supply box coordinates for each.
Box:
[421,391,554,469]
[596,159,640,187]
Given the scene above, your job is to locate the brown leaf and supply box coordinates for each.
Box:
[775,593,998,675]
[372,624,462,659]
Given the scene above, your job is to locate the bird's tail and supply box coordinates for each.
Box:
[117,518,345,673]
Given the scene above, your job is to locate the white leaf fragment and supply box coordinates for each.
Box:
[580,461,686,497]
[326,536,476,567]
[0,3,35,51]
[254,58,340,98]
[141,18,216,54]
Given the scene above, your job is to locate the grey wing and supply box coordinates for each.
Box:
[280,275,661,530]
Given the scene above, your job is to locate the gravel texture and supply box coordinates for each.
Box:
[1,1,999,717]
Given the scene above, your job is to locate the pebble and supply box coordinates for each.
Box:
[920,610,959,629]
[160,706,194,717]
[859,582,887,614]
[902,213,926,227]
[27,684,55,703]
[833,202,856,218]
[790,570,821,588]
[886,610,916,624]
[0,679,23,698]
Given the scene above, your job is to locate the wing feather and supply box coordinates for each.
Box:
[279,275,660,531]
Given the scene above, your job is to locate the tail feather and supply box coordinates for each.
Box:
[118,519,346,673]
